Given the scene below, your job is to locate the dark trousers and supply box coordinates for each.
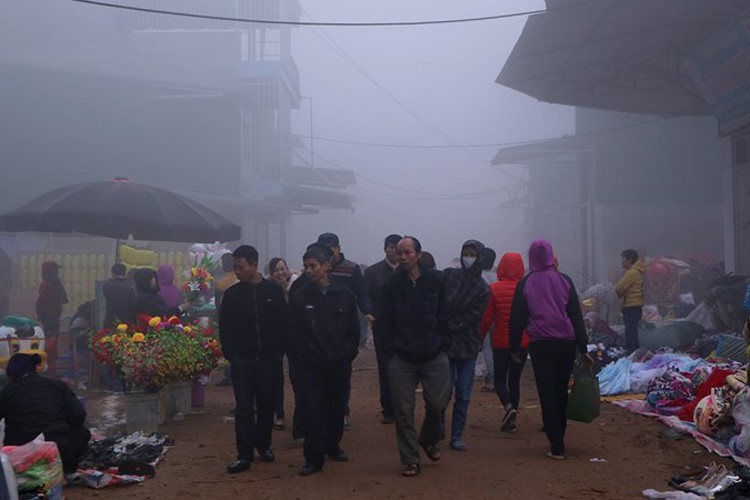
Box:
[288,360,305,440]
[493,348,527,410]
[52,427,92,473]
[39,315,60,333]
[273,356,285,420]
[529,340,577,456]
[373,321,393,416]
[231,357,277,461]
[297,361,351,467]
[622,306,642,352]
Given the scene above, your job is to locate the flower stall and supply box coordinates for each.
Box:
[89,315,222,432]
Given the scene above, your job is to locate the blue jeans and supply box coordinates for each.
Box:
[622,306,642,353]
[449,357,477,442]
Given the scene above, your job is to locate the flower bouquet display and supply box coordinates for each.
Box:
[89,315,223,393]
[182,256,214,305]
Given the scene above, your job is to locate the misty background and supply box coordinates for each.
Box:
[0,0,574,272]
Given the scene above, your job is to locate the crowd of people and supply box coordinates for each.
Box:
[217,233,595,477]
[0,233,649,481]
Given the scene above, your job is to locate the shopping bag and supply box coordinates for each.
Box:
[566,361,600,423]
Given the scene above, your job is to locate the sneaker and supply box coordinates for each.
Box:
[450,440,468,452]
[344,416,352,431]
[227,459,251,474]
[501,408,517,432]
[507,423,518,433]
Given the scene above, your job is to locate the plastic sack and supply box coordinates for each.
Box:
[567,361,600,423]
[1,434,63,499]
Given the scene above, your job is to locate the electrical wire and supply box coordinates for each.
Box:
[70,0,598,27]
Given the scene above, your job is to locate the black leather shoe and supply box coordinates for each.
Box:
[326,449,349,462]
[257,448,275,463]
[298,463,323,476]
[227,459,251,474]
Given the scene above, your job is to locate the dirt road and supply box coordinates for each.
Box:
[67,349,731,499]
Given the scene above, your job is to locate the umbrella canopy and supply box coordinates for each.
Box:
[498,0,750,116]
[0,179,241,243]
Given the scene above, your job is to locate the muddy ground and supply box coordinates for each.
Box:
[65,348,733,499]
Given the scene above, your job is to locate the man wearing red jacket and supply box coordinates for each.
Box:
[481,252,527,433]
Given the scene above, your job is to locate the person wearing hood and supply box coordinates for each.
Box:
[132,268,170,318]
[35,261,68,333]
[509,239,592,460]
[481,252,527,433]
[157,264,182,310]
[615,249,646,353]
[0,353,91,473]
[439,240,490,452]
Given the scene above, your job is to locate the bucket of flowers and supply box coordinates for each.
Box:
[89,315,223,430]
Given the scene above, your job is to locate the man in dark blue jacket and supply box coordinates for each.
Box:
[288,246,360,476]
[219,245,287,474]
[380,236,450,477]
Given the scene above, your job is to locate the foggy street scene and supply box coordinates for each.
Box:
[0,0,749,498]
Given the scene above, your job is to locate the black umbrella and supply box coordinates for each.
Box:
[0,178,241,243]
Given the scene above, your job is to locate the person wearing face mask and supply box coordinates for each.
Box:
[439,240,491,452]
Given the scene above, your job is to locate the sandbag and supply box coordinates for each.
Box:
[638,320,704,351]
[567,362,600,423]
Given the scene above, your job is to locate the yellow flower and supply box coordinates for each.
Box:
[148,316,162,327]
[191,267,199,277]
[131,332,145,342]
[183,326,192,334]
[100,336,111,343]
[116,323,128,332]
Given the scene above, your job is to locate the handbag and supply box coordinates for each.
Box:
[566,360,600,423]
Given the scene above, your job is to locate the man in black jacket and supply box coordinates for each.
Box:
[363,233,402,424]
[102,263,134,327]
[219,245,287,474]
[288,246,360,476]
[380,236,450,477]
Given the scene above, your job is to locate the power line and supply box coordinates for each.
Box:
[303,20,519,178]
[71,0,554,26]
[292,115,674,150]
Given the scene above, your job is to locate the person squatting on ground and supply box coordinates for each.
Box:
[363,233,402,424]
[266,257,299,431]
[481,252,528,433]
[615,248,645,353]
[380,236,451,477]
[509,239,592,460]
[219,245,287,474]
[0,353,91,474]
[288,246,360,476]
[35,260,68,333]
[439,240,490,452]
[316,232,374,431]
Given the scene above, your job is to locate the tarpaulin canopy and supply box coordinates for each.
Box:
[498,0,750,117]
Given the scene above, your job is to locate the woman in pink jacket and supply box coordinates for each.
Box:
[481,252,527,433]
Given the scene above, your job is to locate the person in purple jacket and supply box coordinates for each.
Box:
[509,239,592,460]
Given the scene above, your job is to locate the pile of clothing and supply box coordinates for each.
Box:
[67,432,173,489]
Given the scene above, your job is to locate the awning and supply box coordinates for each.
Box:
[498,0,750,117]
[491,135,593,165]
